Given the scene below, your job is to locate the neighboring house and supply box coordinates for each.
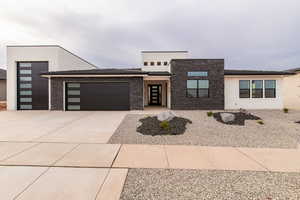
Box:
[6,45,295,111]
[0,68,6,101]
[283,68,300,110]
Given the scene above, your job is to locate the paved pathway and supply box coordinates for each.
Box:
[1,143,300,171]
[0,142,300,199]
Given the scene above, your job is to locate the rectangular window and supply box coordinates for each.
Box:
[20,98,32,103]
[150,62,155,66]
[67,83,80,88]
[68,90,80,95]
[265,80,276,98]
[20,70,32,75]
[20,105,32,109]
[20,77,32,81]
[187,71,208,77]
[164,62,168,66]
[20,83,32,89]
[198,80,209,97]
[68,98,80,103]
[252,80,263,98]
[19,63,32,68]
[68,105,80,110]
[144,62,148,66]
[187,80,209,98]
[187,80,198,98]
[239,80,250,98]
[157,62,161,66]
[20,91,32,96]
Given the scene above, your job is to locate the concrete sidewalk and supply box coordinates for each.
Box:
[0,143,300,199]
[113,144,300,172]
[1,142,299,172]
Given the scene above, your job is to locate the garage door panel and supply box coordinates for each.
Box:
[17,62,49,110]
[66,82,130,111]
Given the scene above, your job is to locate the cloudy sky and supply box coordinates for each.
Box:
[0,0,299,70]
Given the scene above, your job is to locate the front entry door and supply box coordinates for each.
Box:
[149,85,161,105]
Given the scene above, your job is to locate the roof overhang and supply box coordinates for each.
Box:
[41,74,148,78]
[224,74,288,78]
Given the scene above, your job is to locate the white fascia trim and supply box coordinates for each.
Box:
[144,76,171,81]
[41,74,148,78]
[224,75,285,78]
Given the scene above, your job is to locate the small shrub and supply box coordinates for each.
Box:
[257,120,264,125]
[283,108,289,113]
[159,120,170,131]
[207,111,213,117]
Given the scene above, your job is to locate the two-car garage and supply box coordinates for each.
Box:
[42,70,144,111]
[65,82,130,111]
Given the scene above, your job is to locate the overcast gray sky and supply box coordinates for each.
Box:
[0,0,299,70]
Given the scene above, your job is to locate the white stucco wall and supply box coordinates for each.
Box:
[283,72,300,110]
[6,45,96,110]
[225,76,284,110]
[141,51,188,72]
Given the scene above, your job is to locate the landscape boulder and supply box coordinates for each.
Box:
[157,111,176,122]
[220,113,235,123]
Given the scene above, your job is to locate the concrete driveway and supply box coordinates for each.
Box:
[0,111,127,143]
[0,111,128,200]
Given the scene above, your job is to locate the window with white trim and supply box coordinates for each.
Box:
[239,80,276,99]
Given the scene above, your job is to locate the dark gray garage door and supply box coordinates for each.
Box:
[65,82,130,111]
[17,62,49,110]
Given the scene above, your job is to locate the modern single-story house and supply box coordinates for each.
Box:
[0,68,6,101]
[6,45,297,111]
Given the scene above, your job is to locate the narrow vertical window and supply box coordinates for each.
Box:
[239,80,250,98]
[252,80,263,98]
[186,80,198,98]
[265,80,276,98]
[198,80,209,97]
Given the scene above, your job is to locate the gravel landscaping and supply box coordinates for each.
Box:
[120,169,300,200]
[213,112,261,126]
[108,110,300,148]
[137,116,192,136]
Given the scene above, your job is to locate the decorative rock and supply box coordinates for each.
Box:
[157,111,176,122]
[239,108,250,115]
[220,113,235,123]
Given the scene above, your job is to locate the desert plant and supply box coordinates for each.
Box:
[159,120,170,131]
[283,108,289,113]
[257,120,264,125]
[207,111,213,117]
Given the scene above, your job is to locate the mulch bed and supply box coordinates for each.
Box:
[213,112,261,126]
[137,116,192,136]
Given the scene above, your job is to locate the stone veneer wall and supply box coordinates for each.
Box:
[170,59,224,110]
[50,77,144,110]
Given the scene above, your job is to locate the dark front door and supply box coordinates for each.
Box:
[65,82,130,111]
[17,62,49,110]
[149,84,161,105]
